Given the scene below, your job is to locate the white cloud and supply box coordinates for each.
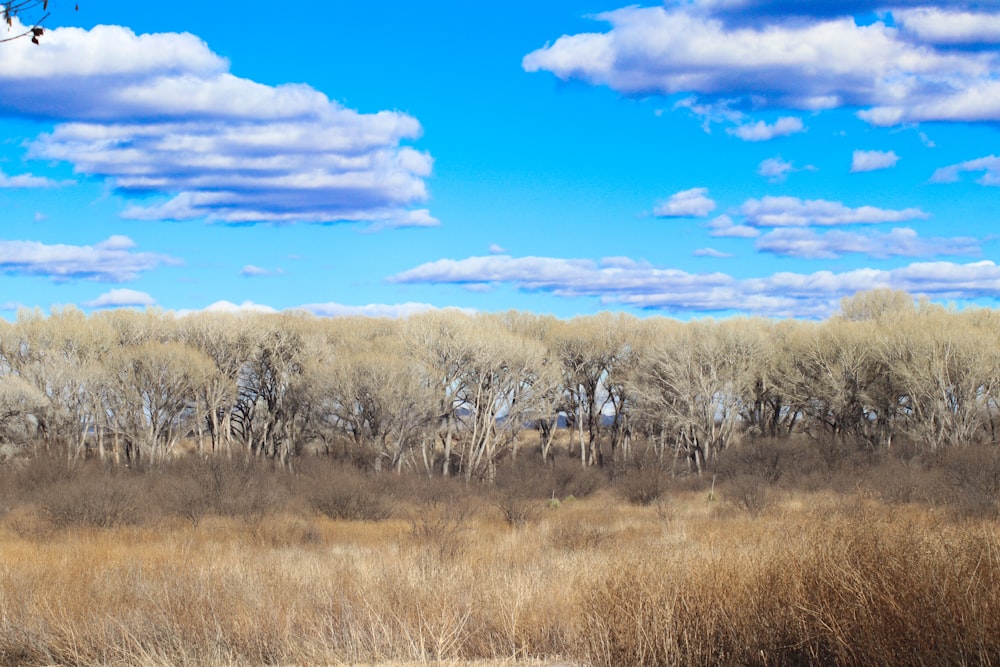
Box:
[298,302,475,318]
[83,288,156,308]
[240,264,284,277]
[1,18,433,228]
[0,235,178,282]
[488,243,507,255]
[0,169,72,188]
[728,117,805,142]
[707,214,760,238]
[200,300,279,315]
[755,227,980,259]
[757,156,795,182]
[524,4,1000,126]
[674,97,745,133]
[176,300,472,319]
[930,155,1000,185]
[693,247,733,258]
[391,252,1000,318]
[896,8,1000,45]
[851,149,900,173]
[738,196,929,227]
[654,187,716,217]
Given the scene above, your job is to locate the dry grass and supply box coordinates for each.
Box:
[0,478,999,666]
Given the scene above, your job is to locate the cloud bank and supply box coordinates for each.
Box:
[391,253,1000,318]
[2,19,434,228]
[0,235,178,282]
[851,150,900,173]
[524,3,1000,127]
[654,188,716,217]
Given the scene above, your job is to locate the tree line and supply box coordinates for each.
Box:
[0,289,998,478]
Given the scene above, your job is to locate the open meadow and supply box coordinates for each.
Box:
[1,448,999,667]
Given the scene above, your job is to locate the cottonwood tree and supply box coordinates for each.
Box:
[406,310,476,477]
[891,306,1000,450]
[0,373,46,458]
[732,318,797,440]
[0,307,113,461]
[315,321,437,473]
[295,318,418,471]
[178,312,255,456]
[633,320,755,474]
[230,314,306,466]
[548,313,631,468]
[102,340,215,465]
[453,314,557,482]
[749,320,810,440]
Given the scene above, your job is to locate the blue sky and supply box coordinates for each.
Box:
[3,0,1000,319]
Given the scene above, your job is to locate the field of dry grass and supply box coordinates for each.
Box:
[1,466,999,667]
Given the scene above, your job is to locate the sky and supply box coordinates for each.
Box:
[3,0,1000,320]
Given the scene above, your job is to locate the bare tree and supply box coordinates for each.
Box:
[102,340,215,465]
[2,1,79,44]
[548,313,631,468]
[305,317,437,473]
[0,373,46,459]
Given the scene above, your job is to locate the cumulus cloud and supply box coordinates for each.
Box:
[177,300,471,319]
[0,235,178,282]
[488,243,507,255]
[693,247,733,258]
[851,149,900,173]
[239,264,285,277]
[895,8,1000,45]
[654,187,716,217]
[757,156,798,182]
[524,3,1000,126]
[298,302,475,318]
[691,0,932,24]
[755,227,980,259]
[200,300,279,315]
[1,18,433,228]
[738,196,929,227]
[707,214,760,238]
[83,288,156,308]
[392,251,1000,318]
[930,155,1000,185]
[728,117,805,142]
[0,169,73,188]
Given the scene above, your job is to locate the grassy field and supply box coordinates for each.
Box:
[1,460,999,667]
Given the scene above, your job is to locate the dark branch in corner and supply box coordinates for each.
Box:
[2,0,76,44]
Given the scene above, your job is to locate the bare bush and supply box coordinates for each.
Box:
[618,462,670,505]
[547,518,610,551]
[300,465,392,521]
[724,473,772,516]
[40,471,142,529]
[408,495,477,559]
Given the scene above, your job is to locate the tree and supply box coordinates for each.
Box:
[2,1,76,45]
[406,310,476,477]
[891,306,1000,450]
[299,317,437,473]
[178,312,254,457]
[102,340,215,465]
[230,314,307,466]
[0,373,46,458]
[453,314,556,482]
[548,313,631,468]
[633,320,753,475]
